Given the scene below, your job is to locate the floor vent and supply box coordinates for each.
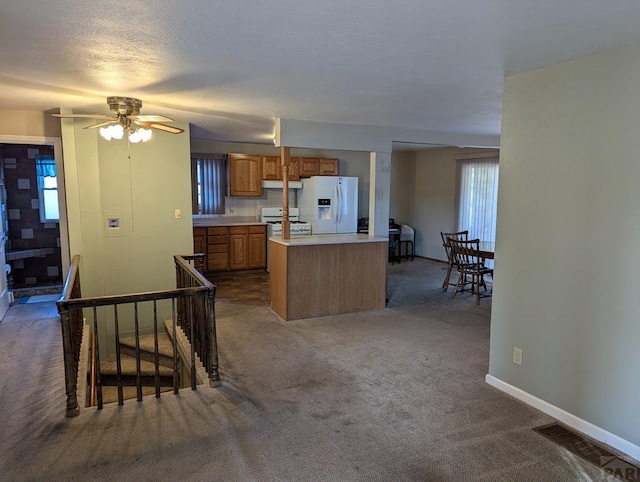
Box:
[533,423,640,481]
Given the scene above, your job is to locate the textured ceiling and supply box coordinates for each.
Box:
[2,1,640,145]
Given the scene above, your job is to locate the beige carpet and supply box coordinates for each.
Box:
[0,259,619,481]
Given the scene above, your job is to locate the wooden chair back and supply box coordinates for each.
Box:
[440,230,469,260]
[448,237,482,268]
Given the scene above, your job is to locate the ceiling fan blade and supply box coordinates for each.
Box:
[84,121,117,129]
[135,121,184,134]
[131,114,175,123]
[52,113,112,119]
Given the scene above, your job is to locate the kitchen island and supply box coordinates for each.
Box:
[269,234,388,320]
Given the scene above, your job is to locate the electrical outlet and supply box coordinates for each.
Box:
[513,347,523,366]
[174,209,182,219]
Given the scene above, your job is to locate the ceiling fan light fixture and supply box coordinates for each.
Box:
[100,123,124,141]
[55,96,183,140]
[128,127,152,143]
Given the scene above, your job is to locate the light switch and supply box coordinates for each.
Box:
[175,209,182,219]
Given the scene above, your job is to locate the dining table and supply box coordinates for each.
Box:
[477,241,495,260]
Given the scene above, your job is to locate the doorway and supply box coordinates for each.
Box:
[0,136,69,320]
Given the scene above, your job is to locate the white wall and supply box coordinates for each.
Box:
[490,42,640,451]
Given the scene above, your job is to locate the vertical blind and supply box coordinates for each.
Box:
[457,157,499,244]
[192,157,226,215]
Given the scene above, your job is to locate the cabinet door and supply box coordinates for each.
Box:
[288,157,300,181]
[299,157,319,177]
[247,226,266,268]
[193,228,207,271]
[229,154,262,197]
[318,158,338,176]
[229,234,247,270]
[193,228,206,254]
[262,156,281,180]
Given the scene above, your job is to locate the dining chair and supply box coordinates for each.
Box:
[399,224,415,261]
[440,230,469,292]
[447,238,493,304]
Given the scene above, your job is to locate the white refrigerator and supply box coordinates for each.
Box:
[298,176,358,234]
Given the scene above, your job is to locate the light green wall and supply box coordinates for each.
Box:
[62,120,193,344]
[65,120,193,294]
[490,42,640,447]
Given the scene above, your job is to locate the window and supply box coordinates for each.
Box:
[456,156,499,244]
[36,156,59,222]
[191,156,227,214]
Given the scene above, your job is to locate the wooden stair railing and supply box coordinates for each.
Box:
[57,254,220,417]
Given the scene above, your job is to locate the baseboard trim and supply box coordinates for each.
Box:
[485,374,640,462]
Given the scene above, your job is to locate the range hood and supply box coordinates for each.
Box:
[262,180,303,189]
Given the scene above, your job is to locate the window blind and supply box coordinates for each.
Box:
[457,157,499,244]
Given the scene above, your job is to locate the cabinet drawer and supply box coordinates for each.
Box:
[248,225,266,234]
[207,227,228,236]
[208,235,228,245]
[193,227,206,236]
[229,226,248,235]
[208,244,228,253]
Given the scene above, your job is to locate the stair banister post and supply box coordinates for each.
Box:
[208,287,221,387]
[58,304,80,417]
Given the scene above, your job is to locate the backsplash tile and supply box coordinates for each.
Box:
[224,189,299,217]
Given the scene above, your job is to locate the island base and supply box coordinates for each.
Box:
[269,239,387,320]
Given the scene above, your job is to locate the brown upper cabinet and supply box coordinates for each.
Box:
[229,154,262,197]
[299,157,338,177]
[262,156,301,181]
[318,158,338,176]
[299,158,319,177]
[230,153,339,197]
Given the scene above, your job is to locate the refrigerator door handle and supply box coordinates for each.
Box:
[336,183,342,224]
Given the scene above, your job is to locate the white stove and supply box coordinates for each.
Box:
[260,207,312,236]
[261,207,312,272]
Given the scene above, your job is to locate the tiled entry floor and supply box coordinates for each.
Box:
[14,294,61,304]
[2,300,59,322]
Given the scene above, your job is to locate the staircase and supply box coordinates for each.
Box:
[98,333,178,404]
[58,254,220,416]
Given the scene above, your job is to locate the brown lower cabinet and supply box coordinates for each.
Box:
[195,225,266,272]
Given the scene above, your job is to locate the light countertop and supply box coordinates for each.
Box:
[269,234,388,246]
[193,216,265,227]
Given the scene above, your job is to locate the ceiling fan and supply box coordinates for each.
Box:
[52,96,184,142]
